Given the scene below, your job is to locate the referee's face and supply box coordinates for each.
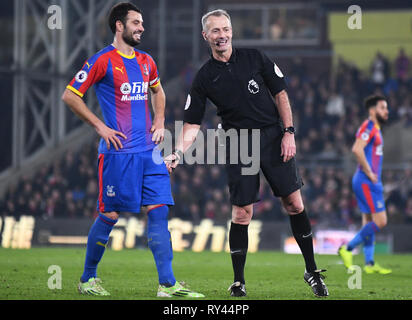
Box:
[202,15,232,54]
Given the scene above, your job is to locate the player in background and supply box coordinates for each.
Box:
[339,95,392,274]
[62,2,204,297]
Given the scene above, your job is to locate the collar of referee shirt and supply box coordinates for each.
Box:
[210,48,238,66]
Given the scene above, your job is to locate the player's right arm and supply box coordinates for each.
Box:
[62,56,127,151]
[352,138,378,183]
[61,89,126,151]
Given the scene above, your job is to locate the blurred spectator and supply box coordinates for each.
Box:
[180,63,195,92]
[325,91,344,118]
[387,203,404,224]
[270,17,285,40]
[404,198,412,223]
[395,48,410,82]
[370,52,390,87]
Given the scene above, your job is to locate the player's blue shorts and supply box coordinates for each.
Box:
[96,148,174,213]
[352,172,385,214]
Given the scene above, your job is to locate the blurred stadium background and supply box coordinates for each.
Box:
[1,0,412,254]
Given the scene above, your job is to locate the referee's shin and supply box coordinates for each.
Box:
[289,210,317,272]
[229,222,249,284]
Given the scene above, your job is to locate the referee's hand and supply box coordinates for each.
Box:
[164,152,180,173]
[281,133,296,162]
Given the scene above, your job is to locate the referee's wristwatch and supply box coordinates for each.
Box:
[173,149,184,161]
[283,126,295,135]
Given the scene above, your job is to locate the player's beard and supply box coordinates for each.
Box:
[376,113,388,126]
[122,28,141,47]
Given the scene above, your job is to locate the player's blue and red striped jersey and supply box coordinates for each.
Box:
[66,44,160,154]
[355,119,384,181]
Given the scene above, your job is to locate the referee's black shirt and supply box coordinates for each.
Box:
[183,48,287,130]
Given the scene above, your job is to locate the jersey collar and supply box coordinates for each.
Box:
[110,44,136,59]
[368,117,381,130]
[116,50,136,59]
[210,48,237,66]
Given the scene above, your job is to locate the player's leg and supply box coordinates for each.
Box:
[339,213,371,269]
[146,204,175,287]
[342,211,381,270]
[367,184,391,273]
[78,153,127,295]
[82,211,119,283]
[343,180,390,273]
[341,211,385,272]
[362,213,375,267]
[371,210,387,229]
[340,175,372,267]
[78,211,118,296]
[365,210,391,274]
[142,149,204,297]
[78,153,142,295]
[346,213,375,251]
[347,181,382,253]
[142,149,175,287]
[363,213,373,224]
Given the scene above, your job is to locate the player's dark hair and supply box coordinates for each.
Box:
[108,2,142,34]
[364,95,386,111]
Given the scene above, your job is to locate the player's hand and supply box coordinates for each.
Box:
[150,118,165,144]
[164,152,181,173]
[96,124,127,151]
[367,171,378,184]
[281,133,296,162]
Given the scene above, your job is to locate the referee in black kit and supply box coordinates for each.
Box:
[165,9,329,298]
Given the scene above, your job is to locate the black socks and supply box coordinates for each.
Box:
[229,222,248,284]
[229,210,317,284]
[289,209,317,272]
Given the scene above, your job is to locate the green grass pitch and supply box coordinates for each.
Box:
[1,248,412,300]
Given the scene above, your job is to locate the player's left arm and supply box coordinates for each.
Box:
[352,137,378,183]
[149,82,165,144]
[275,90,296,163]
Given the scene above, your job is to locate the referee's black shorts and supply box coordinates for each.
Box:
[224,125,303,207]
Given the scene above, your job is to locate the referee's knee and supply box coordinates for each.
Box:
[281,190,304,216]
[232,205,253,225]
[282,201,304,216]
